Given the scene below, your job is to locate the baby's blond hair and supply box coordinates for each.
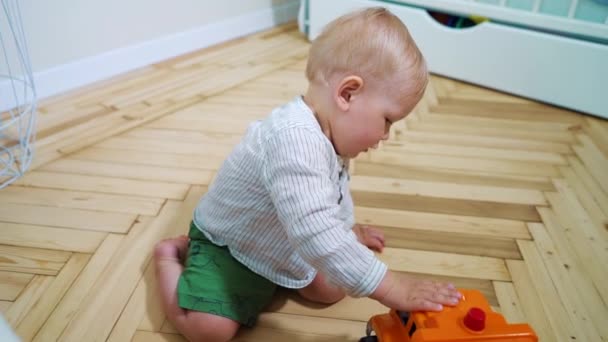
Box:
[306,7,427,95]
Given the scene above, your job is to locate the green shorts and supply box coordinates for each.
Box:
[177,222,277,327]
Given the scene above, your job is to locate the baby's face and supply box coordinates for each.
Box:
[330,82,418,158]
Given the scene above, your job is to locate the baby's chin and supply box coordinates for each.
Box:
[337,151,358,159]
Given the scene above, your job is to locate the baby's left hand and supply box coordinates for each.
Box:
[354,224,386,252]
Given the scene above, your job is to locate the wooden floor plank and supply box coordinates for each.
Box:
[553,177,608,240]
[352,190,540,221]
[355,206,530,239]
[382,140,567,164]
[15,171,189,200]
[408,120,576,143]
[354,161,555,191]
[102,66,214,108]
[0,245,70,275]
[506,260,559,342]
[40,159,214,185]
[0,301,11,314]
[35,105,112,141]
[527,223,608,341]
[399,130,573,154]
[493,281,526,324]
[254,312,365,341]
[537,207,608,304]
[33,233,126,342]
[137,267,166,332]
[156,310,367,342]
[546,192,608,280]
[14,253,90,342]
[132,331,185,342]
[0,202,136,233]
[146,116,253,135]
[355,207,526,259]
[379,247,510,281]
[31,99,204,169]
[567,155,608,218]
[124,127,242,145]
[0,222,106,252]
[0,186,164,216]
[449,82,536,104]
[97,136,235,157]
[380,226,521,259]
[421,112,576,132]
[107,255,157,342]
[558,168,608,229]
[584,117,608,158]
[4,275,54,328]
[0,272,33,301]
[573,134,608,195]
[352,176,547,206]
[368,150,561,177]
[517,239,597,341]
[351,176,543,221]
[59,187,203,342]
[268,290,387,322]
[70,147,225,171]
[37,66,159,110]
[168,101,271,121]
[431,98,583,123]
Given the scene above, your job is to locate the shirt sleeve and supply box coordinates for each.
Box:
[262,127,387,297]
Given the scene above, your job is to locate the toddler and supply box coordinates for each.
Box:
[154,7,461,342]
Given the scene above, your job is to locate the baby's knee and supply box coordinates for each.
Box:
[315,289,346,304]
[298,275,346,304]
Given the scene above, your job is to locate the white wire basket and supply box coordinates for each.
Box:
[1,0,36,189]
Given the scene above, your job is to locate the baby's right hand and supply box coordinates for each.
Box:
[371,271,461,312]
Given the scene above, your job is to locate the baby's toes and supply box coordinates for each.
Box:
[153,239,181,260]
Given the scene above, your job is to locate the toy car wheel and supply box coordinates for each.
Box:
[358,336,378,342]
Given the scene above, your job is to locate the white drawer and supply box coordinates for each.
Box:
[308,0,608,118]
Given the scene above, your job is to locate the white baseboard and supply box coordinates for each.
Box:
[0,1,299,111]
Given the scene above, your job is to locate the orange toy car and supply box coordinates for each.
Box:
[360,289,537,342]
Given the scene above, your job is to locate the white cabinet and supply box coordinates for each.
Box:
[305,0,608,118]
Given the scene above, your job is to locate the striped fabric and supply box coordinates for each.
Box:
[193,96,387,297]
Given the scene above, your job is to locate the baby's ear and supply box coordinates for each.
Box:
[336,75,363,111]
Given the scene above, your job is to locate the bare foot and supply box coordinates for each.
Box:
[154,236,240,342]
[154,236,189,265]
[154,236,190,323]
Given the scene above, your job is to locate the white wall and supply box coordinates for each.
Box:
[20,0,295,73]
[1,0,299,108]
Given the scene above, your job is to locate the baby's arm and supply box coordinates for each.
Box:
[264,129,460,308]
[370,271,461,312]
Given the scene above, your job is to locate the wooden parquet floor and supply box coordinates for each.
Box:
[1,23,607,342]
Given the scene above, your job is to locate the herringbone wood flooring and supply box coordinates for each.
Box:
[1,23,607,342]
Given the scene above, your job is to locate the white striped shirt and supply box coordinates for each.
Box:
[193,96,387,297]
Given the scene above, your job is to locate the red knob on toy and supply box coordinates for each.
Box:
[464,307,486,331]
